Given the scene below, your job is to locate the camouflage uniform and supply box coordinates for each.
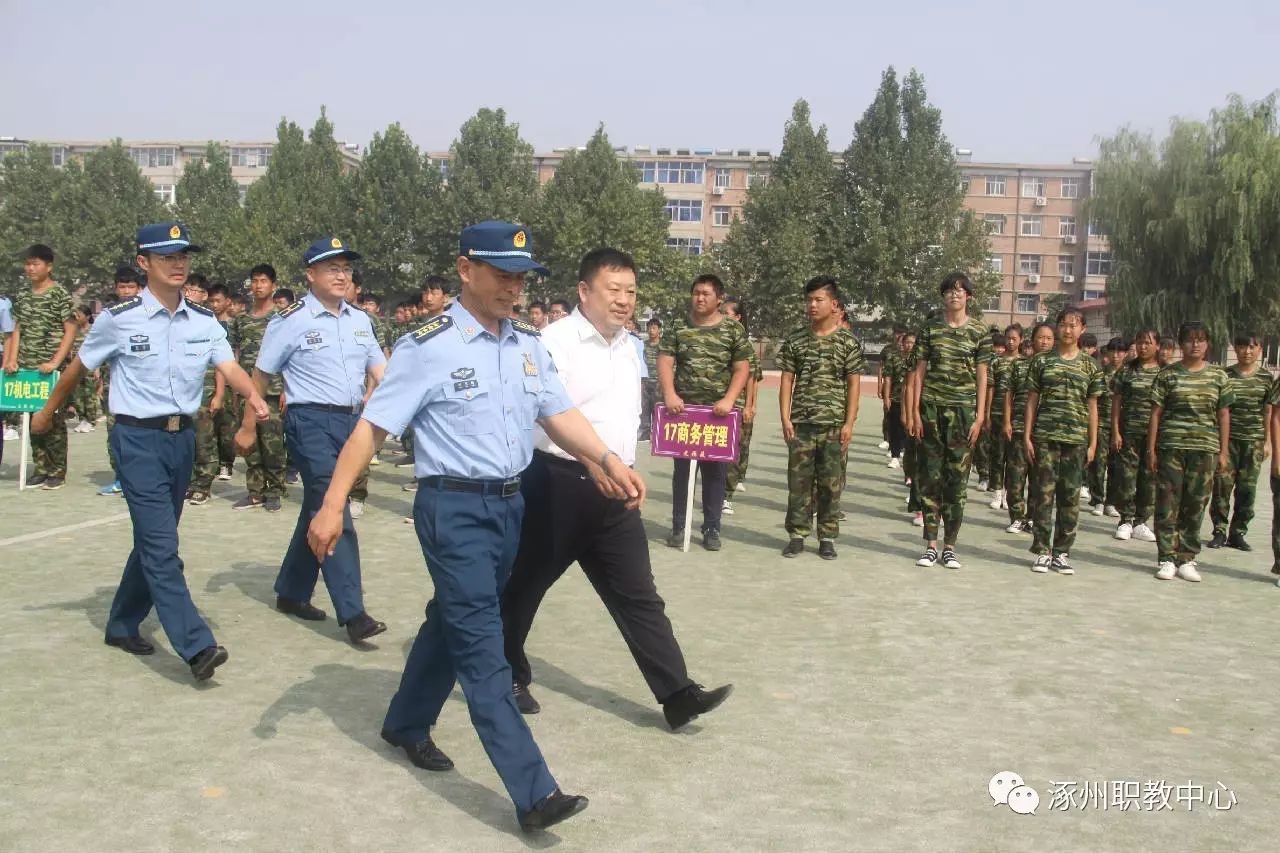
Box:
[641,337,661,440]
[1111,362,1161,526]
[879,343,898,443]
[1003,356,1034,523]
[778,326,864,540]
[986,355,1014,495]
[659,317,753,534]
[68,329,101,423]
[1086,364,1116,506]
[14,284,74,478]
[231,308,286,499]
[189,359,221,493]
[891,348,922,510]
[1027,352,1105,556]
[1269,378,1280,576]
[726,340,762,493]
[911,317,993,546]
[1152,364,1233,565]
[1209,365,1271,538]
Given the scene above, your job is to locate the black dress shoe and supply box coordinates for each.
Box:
[380,728,454,771]
[1227,532,1252,552]
[105,635,155,656]
[1208,531,1227,549]
[343,612,387,643]
[662,683,734,731]
[702,529,722,551]
[818,540,837,560]
[513,682,541,715]
[665,528,683,548]
[782,538,805,557]
[276,596,328,621]
[518,789,589,833]
[188,645,229,681]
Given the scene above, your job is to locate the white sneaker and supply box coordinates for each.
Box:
[1052,553,1074,575]
[2,426,17,441]
[736,482,746,493]
[1105,505,1120,518]
[989,489,1005,510]
[977,479,989,491]
[916,547,939,567]
[74,420,94,433]
[877,440,890,450]
[888,457,901,469]
[1090,504,1104,516]
[1114,523,1133,541]
[349,500,365,519]
[722,500,734,516]
[1177,561,1202,582]
[1079,486,1091,503]
[941,549,962,570]
[1155,561,1178,580]
[368,454,382,466]
[217,466,232,481]
[403,516,414,524]
[1006,521,1024,533]
[1031,554,1052,573]
[1132,523,1157,542]
[912,512,924,527]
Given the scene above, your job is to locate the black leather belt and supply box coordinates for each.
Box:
[290,402,362,415]
[535,449,587,474]
[115,414,192,432]
[419,475,522,498]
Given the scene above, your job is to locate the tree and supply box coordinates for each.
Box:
[717,99,839,336]
[446,108,540,232]
[175,142,251,283]
[835,68,994,329]
[0,144,74,293]
[531,125,670,303]
[1090,94,1280,346]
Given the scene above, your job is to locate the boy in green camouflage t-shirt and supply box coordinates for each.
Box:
[1208,331,1272,550]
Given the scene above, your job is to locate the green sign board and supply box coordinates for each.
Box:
[0,369,58,413]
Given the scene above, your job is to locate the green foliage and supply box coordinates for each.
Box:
[175,143,251,283]
[0,144,74,294]
[447,108,540,232]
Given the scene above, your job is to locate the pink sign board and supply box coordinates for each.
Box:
[650,404,741,463]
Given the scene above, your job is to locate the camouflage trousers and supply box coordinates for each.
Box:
[918,402,976,546]
[785,423,846,540]
[986,426,1007,492]
[1029,441,1086,556]
[214,396,239,469]
[245,396,286,499]
[1004,434,1030,523]
[191,404,219,492]
[903,436,922,513]
[32,407,68,478]
[1155,448,1215,565]
[105,413,117,475]
[1271,474,1280,575]
[727,419,755,493]
[351,462,370,502]
[1111,435,1156,526]
[1210,437,1265,537]
[973,429,992,483]
[641,379,657,440]
[1087,430,1110,506]
[70,379,100,424]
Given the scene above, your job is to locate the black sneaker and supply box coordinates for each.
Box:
[188,645,229,681]
[1227,532,1252,552]
[665,528,684,548]
[818,540,837,560]
[513,682,541,714]
[26,474,48,487]
[1208,531,1227,549]
[285,469,300,485]
[232,495,263,510]
[263,496,282,513]
[782,538,805,558]
[187,491,211,506]
[41,476,66,490]
[702,529,721,551]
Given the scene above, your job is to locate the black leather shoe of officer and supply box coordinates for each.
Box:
[105,635,155,656]
[343,612,387,643]
[662,683,734,731]
[188,645,229,681]
[518,789,589,833]
[819,540,837,560]
[1207,531,1227,548]
[1227,532,1252,551]
[782,538,805,557]
[276,596,328,621]
[513,682,541,715]
[380,728,454,771]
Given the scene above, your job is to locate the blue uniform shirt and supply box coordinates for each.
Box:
[255,291,385,407]
[78,288,234,417]
[0,295,14,335]
[362,300,573,479]
[631,333,648,379]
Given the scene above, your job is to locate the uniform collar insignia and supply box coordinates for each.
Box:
[450,367,475,380]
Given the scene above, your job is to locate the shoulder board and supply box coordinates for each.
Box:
[108,296,142,315]
[411,314,453,343]
[510,318,540,336]
[187,301,215,317]
[278,299,306,319]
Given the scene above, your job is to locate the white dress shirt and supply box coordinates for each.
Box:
[535,307,642,465]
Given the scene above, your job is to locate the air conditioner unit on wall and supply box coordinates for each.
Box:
[1028,273,1041,284]
[712,186,725,196]
[1063,274,1075,283]
[1063,235,1077,244]
[1034,196,1047,207]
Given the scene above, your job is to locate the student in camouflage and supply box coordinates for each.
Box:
[1003,330,1051,532]
[640,318,662,442]
[778,277,864,559]
[884,330,912,471]
[877,326,904,453]
[1024,307,1105,574]
[981,332,1009,504]
[987,324,1023,512]
[230,263,286,511]
[1,244,77,488]
[1110,328,1161,542]
[206,283,238,480]
[723,298,760,506]
[895,331,924,525]
[1086,338,1124,516]
[1268,378,1280,586]
[1148,322,1233,581]
[973,331,1005,491]
[1208,332,1271,550]
[907,273,992,570]
[67,307,102,428]
[656,273,752,552]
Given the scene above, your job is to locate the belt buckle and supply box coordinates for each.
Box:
[166,415,181,432]
[502,478,520,497]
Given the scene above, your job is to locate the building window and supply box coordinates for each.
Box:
[154,184,176,205]
[636,161,656,183]
[666,237,702,256]
[1088,219,1105,237]
[50,147,66,167]
[713,205,732,227]
[1019,215,1043,237]
[1086,251,1113,276]
[987,255,1003,274]
[1059,216,1076,237]
[664,199,703,222]
[984,214,1006,235]
[1083,288,1105,301]
[655,160,703,184]
[985,175,1006,196]
[0,141,28,160]
[1016,294,1040,314]
[982,294,1001,312]
[1022,176,1045,197]
[747,172,766,188]
[714,167,731,188]
[231,147,272,168]
[1058,256,1075,277]
[1060,177,1080,198]
[1018,254,1041,275]
[237,184,249,206]
[129,147,175,168]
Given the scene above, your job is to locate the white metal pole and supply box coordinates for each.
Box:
[18,411,30,491]
[681,460,697,552]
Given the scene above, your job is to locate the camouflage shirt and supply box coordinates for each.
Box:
[1152,363,1233,452]
[659,317,753,407]
[13,283,74,367]
[1029,351,1106,445]
[230,308,283,396]
[879,343,900,381]
[777,326,865,425]
[888,346,913,403]
[202,319,230,404]
[1096,366,1116,433]
[1113,361,1161,438]
[643,339,661,379]
[989,355,1016,427]
[1224,365,1272,442]
[911,316,993,409]
[1007,357,1036,431]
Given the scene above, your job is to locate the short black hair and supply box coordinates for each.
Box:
[232,294,250,307]
[421,274,449,293]
[1131,327,1159,346]
[1004,323,1024,336]
[250,263,277,282]
[691,273,725,297]
[1233,330,1262,348]
[186,273,209,291]
[273,288,294,302]
[939,271,973,295]
[549,299,572,313]
[1056,305,1086,326]
[1031,321,1057,341]
[991,333,1008,349]
[578,247,637,285]
[1178,322,1208,345]
[1079,332,1098,349]
[24,243,54,263]
[724,298,747,324]
[528,300,547,313]
[647,317,662,329]
[1106,336,1127,352]
[207,283,229,299]
[804,275,842,304]
[1159,335,1177,349]
[114,266,138,285]
[361,293,381,308]
[396,299,417,312]
[892,324,908,336]
[351,269,363,287]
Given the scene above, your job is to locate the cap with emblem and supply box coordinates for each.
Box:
[136,222,203,255]
[459,220,550,276]
[304,236,362,266]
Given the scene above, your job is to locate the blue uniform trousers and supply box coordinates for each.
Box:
[274,406,365,623]
[106,423,215,661]
[383,480,557,813]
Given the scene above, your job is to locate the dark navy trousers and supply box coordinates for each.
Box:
[275,406,365,623]
[383,480,557,813]
[106,423,215,661]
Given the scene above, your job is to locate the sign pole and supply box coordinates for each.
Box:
[18,412,29,491]
[681,460,697,553]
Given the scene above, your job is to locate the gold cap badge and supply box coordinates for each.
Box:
[513,230,527,249]
[330,238,342,248]
[169,225,182,239]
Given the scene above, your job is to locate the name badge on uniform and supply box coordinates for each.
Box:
[453,379,479,392]
[354,328,371,338]
[522,353,538,377]
[305,331,323,346]
[129,333,150,353]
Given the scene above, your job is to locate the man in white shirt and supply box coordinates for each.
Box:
[499,248,732,731]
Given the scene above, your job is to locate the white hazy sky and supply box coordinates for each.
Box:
[2,0,1277,162]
